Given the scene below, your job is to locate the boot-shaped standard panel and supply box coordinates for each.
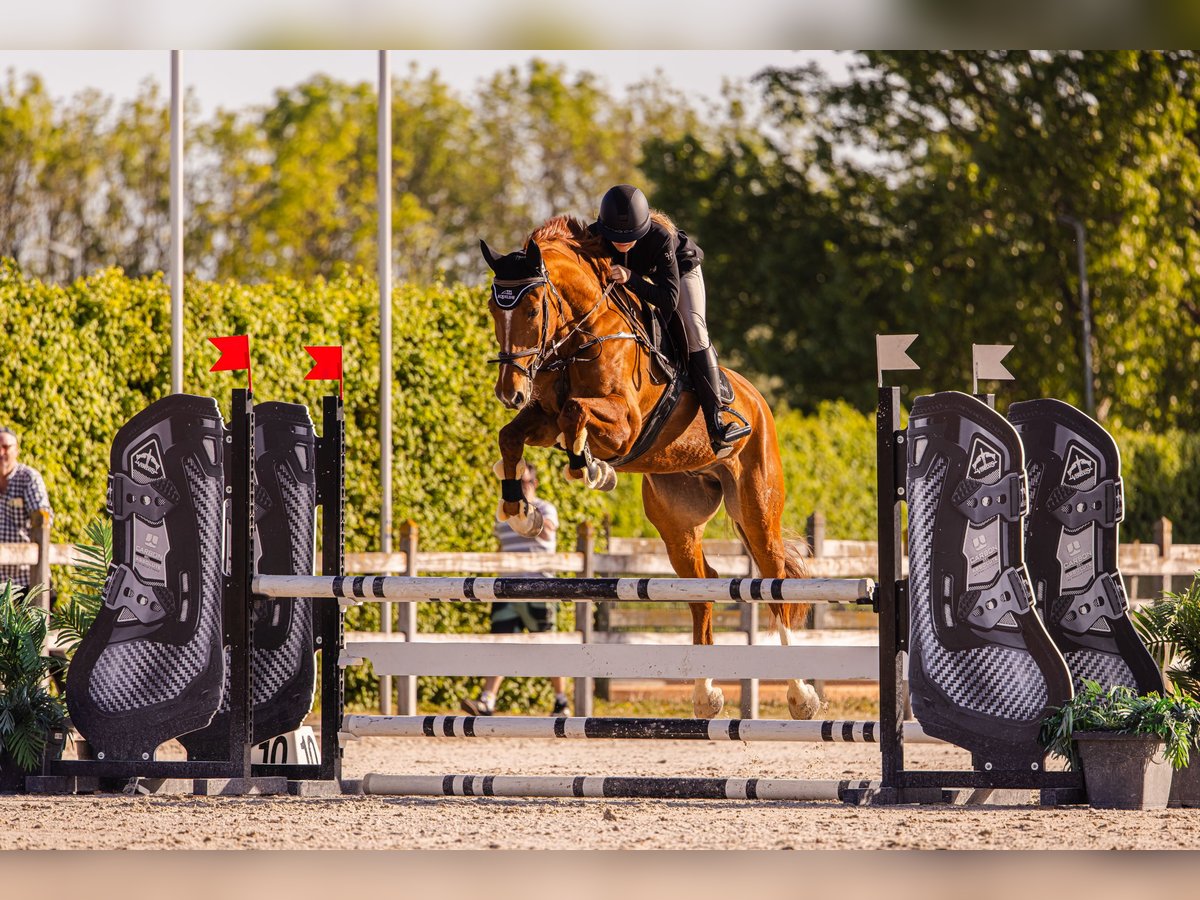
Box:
[1008,399,1163,695]
[67,395,227,760]
[179,401,317,758]
[906,392,1073,770]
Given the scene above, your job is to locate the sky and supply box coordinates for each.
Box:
[0,50,846,115]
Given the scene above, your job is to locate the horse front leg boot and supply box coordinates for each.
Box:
[67,395,228,761]
[179,402,318,760]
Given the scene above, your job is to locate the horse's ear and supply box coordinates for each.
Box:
[524,239,543,271]
[480,240,502,272]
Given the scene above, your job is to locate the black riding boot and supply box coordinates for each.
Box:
[688,346,751,458]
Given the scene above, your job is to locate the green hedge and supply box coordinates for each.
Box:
[0,261,615,710]
[3,261,1197,710]
[1112,425,1200,545]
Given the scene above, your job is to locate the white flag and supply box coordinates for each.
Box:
[876,334,920,386]
[972,344,1014,392]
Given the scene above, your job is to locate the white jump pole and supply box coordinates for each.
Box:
[254,574,875,605]
[362,772,879,801]
[342,714,941,744]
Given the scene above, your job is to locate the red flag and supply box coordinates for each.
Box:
[209,335,252,392]
[304,345,343,397]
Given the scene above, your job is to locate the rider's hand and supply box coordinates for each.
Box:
[610,265,631,285]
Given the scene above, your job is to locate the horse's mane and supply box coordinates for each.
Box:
[529,216,612,279]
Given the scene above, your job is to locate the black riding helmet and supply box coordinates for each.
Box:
[596,184,651,242]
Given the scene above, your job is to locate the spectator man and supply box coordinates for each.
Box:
[460,463,571,717]
[0,426,53,598]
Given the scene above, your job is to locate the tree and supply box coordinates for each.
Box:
[752,51,1200,427]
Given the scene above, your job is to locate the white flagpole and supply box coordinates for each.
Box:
[378,49,393,558]
[378,50,402,716]
[170,51,184,393]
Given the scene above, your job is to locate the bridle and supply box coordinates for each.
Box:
[488,268,651,382]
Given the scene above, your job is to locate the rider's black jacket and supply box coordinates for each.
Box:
[588,220,705,313]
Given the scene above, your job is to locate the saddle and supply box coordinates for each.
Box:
[597,295,734,468]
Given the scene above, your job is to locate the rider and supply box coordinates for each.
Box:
[589,184,750,458]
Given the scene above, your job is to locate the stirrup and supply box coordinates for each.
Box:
[715,406,751,446]
[710,414,751,459]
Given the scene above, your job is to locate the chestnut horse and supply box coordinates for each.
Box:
[481,216,818,720]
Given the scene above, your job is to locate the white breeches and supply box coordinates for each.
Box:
[678,266,710,352]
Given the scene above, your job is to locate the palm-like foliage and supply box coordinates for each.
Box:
[50,518,110,660]
[1132,573,1200,699]
[0,583,67,772]
[1041,680,1200,771]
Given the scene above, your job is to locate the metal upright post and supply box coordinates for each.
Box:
[226,388,255,779]
[876,386,906,801]
[574,522,596,718]
[397,521,419,714]
[316,394,345,782]
[739,541,760,719]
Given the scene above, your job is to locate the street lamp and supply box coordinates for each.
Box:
[1058,213,1095,417]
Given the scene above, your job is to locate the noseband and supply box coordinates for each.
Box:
[487,271,561,380]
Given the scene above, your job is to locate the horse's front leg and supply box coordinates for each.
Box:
[558,394,634,491]
[494,405,557,537]
[688,601,724,719]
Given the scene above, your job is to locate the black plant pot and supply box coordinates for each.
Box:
[1076,732,1174,810]
[0,750,28,794]
[42,725,67,772]
[1170,759,1200,808]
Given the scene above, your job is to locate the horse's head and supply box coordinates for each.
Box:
[481,237,553,409]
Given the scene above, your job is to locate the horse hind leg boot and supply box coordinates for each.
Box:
[905,392,1073,770]
[179,402,318,759]
[1009,399,1163,695]
[66,395,227,760]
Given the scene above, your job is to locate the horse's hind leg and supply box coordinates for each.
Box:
[642,472,726,719]
[724,432,822,720]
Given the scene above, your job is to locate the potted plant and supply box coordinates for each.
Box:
[1041,679,1200,809]
[0,582,68,792]
[1133,572,1200,806]
[49,518,110,761]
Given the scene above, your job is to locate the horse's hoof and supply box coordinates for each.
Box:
[507,503,544,538]
[787,681,822,720]
[584,461,602,488]
[585,460,617,491]
[563,464,584,481]
[596,464,618,492]
[692,687,724,719]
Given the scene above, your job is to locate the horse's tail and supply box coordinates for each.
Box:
[732,525,811,632]
[775,539,811,631]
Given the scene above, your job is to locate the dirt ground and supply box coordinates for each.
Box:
[2,725,1199,850]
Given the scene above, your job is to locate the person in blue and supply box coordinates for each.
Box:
[461,464,571,717]
[589,184,751,459]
